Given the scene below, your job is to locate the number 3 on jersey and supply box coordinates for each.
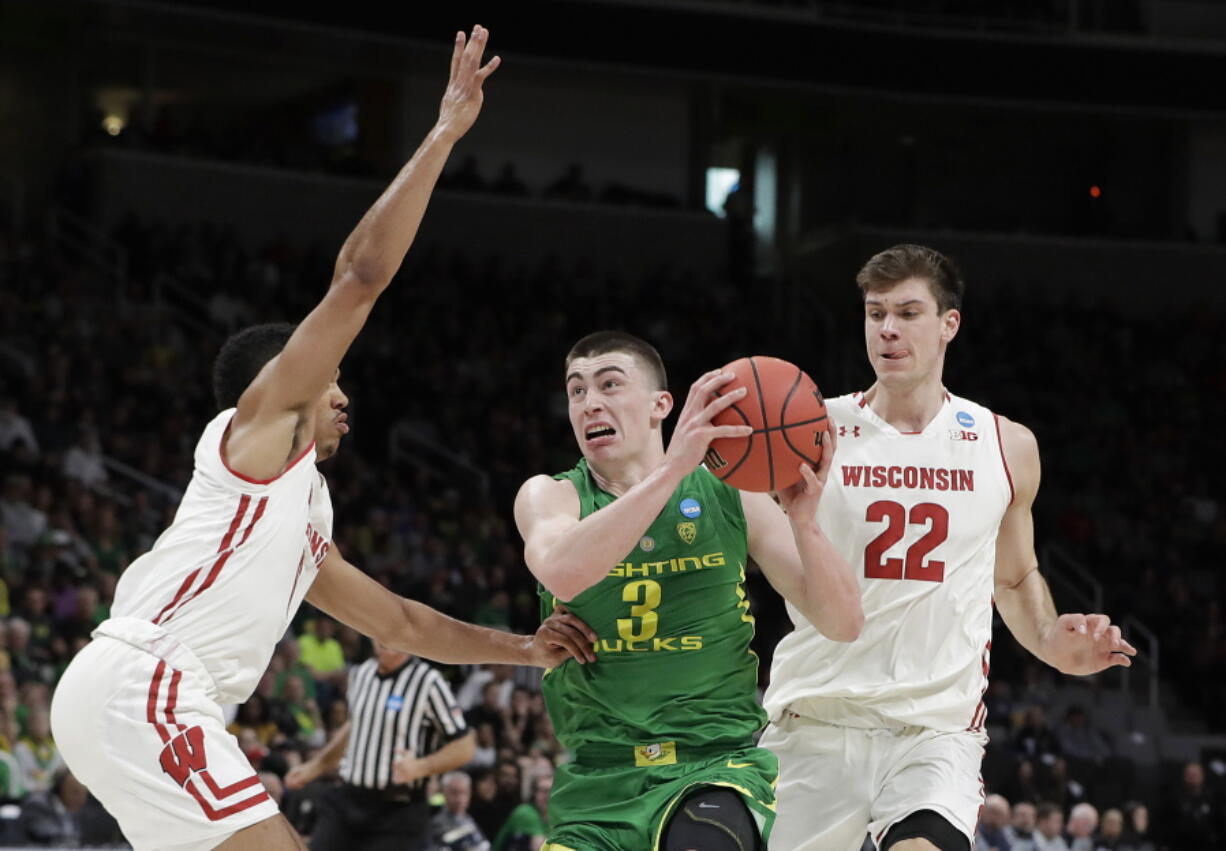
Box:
[864,500,948,582]
[617,579,662,642]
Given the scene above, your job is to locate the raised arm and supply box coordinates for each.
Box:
[742,430,863,642]
[307,545,597,668]
[513,370,752,601]
[993,416,1136,675]
[226,26,501,480]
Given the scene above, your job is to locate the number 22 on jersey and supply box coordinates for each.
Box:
[864,500,949,582]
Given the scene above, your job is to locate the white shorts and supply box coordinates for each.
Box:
[760,712,986,851]
[50,630,279,851]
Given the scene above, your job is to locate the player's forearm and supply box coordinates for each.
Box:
[535,462,688,600]
[312,721,350,773]
[415,732,476,778]
[333,126,456,290]
[394,598,536,666]
[788,517,864,642]
[995,566,1061,666]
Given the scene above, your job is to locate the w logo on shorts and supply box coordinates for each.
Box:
[147,660,271,821]
[160,726,208,787]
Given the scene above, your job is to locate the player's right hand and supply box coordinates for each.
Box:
[436,25,501,143]
[664,370,753,475]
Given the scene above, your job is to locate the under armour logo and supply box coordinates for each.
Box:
[838,426,861,438]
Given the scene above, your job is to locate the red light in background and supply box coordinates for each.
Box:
[1089,185,1102,198]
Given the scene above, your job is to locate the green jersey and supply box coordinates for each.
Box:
[540,459,766,765]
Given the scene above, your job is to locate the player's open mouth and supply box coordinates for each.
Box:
[585,424,617,444]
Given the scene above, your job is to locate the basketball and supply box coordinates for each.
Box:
[704,356,829,492]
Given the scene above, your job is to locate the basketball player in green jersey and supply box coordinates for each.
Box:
[513,331,865,851]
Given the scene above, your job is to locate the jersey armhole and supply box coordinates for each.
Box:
[217,414,316,488]
[992,413,1015,505]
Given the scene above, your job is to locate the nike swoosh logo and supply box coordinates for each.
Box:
[726,760,753,769]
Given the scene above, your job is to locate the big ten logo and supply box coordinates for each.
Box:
[159,726,208,787]
[947,430,979,441]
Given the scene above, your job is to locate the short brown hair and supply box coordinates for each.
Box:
[565,331,668,391]
[856,244,964,313]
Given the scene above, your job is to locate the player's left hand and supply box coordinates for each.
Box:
[529,604,599,667]
[1041,613,1137,676]
[436,25,501,143]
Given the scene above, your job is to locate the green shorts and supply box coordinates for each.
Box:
[543,743,778,851]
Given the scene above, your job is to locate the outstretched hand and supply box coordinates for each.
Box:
[436,25,501,143]
[1041,613,1137,676]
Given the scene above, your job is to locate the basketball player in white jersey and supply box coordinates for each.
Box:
[760,244,1137,851]
[49,27,596,851]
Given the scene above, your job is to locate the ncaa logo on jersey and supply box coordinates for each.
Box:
[677,522,697,545]
[386,695,404,712]
[956,411,976,428]
[679,498,702,519]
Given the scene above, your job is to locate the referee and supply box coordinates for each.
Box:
[286,642,475,851]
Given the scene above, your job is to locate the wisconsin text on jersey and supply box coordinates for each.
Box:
[840,465,975,492]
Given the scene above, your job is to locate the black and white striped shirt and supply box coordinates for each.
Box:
[340,657,467,791]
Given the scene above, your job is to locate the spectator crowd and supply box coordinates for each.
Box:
[0,208,1223,847]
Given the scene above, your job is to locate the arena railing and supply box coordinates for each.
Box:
[47,206,128,306]
[1043,543,1161,709]
[387,419,491,500]
[100,454,184,506]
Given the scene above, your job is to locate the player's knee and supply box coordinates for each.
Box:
[662,787,761,851]
[880,810,969,851]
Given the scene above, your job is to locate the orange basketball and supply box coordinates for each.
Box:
[704,356,828,492]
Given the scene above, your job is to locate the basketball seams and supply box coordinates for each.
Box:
[710,387,755,480]
[780,369,824,468]
[748,357,775,491]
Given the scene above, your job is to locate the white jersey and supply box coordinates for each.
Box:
[764,391,1012,732]
[106,409,333,705]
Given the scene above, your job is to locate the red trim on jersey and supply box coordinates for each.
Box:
[968,638,992,732]
[857,393,868,408]
[165,669,184,732]
[219,420,316,486]
[184,777,272,821]
[993,414,1015,504]
[285,552,306,616]
[147,661,170,744]
[235,496,269,547]
[900,430,922,435]
[153,495,251,625]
